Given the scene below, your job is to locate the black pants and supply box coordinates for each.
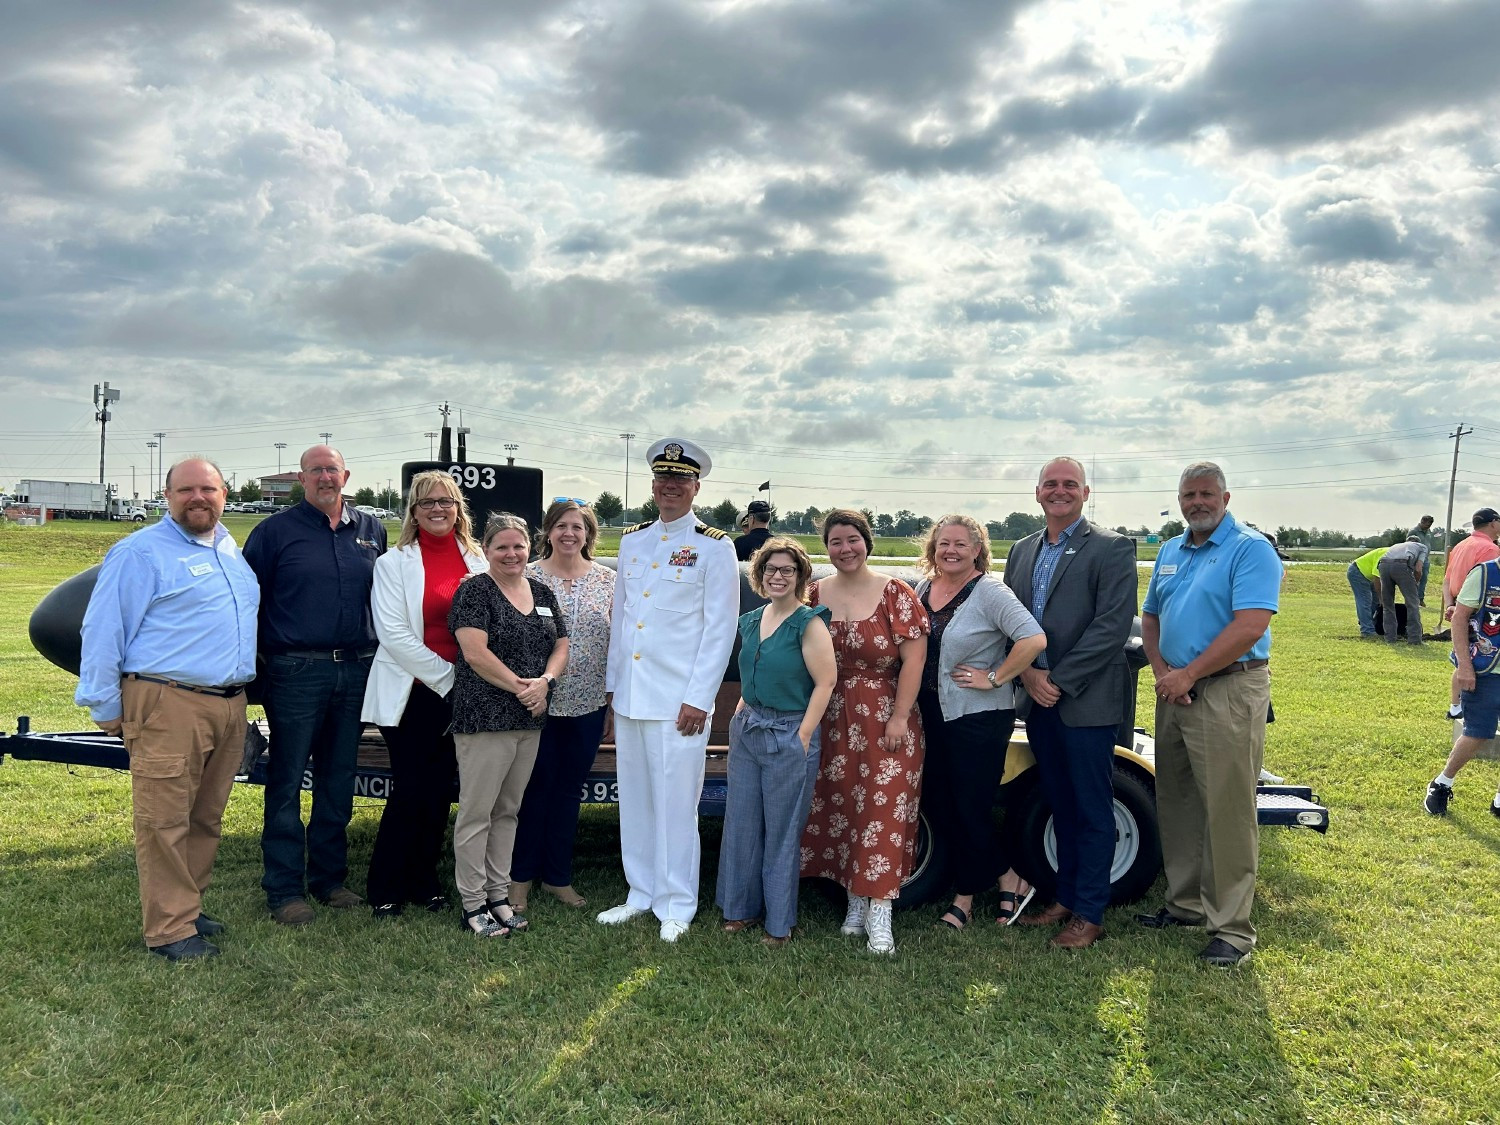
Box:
[511,707,608,887]
[367,682,456,906]
[917,692,1014,896]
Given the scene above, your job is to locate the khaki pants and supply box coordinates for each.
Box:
[1153,666,1269,952]
[121,678,247,947]
[453,730,541,911]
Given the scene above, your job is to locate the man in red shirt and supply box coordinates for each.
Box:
[1441,509,1500,720]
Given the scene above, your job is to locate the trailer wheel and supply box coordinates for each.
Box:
[1006,766,1160,906]
[895,808,949,910]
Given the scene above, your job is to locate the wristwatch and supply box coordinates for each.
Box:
[986,669,999,687]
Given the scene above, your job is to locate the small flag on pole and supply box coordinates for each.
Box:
[758,481,771,491]
[1159,510,1169,516]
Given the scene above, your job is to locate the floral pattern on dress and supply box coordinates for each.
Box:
[527,561,614,718]
[799,578,929,899]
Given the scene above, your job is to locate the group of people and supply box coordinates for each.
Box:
[76,439,1283,970]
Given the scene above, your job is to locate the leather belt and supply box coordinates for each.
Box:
[277,648,376,662]
[126,673,245,698]
[1208,659,1269,678]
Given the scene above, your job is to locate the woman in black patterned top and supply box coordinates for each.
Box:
[448,513,569,937]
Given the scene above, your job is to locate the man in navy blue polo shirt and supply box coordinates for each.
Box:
[1139,462,1281,967]
[244,445,386,925]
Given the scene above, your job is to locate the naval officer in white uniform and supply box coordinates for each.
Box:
[598,438,739,941]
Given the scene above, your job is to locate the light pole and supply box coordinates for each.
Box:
[425,432,438,460]
[504,443,518,467]
[153,432,166,496]
[619,432,636,517]
[146,441,158,498]
[274,442,287,474]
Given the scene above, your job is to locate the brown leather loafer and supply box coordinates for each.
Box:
[271,899,315,926]
[1050,917,1104,949]
[317,886,364,909]
[1017,901,1071,927]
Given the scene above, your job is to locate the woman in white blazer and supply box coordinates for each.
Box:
[361,471,486,918]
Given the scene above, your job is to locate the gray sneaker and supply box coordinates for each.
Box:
[1490,799,1500,821]
[1423,781,1453,817]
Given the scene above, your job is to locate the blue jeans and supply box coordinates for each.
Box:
[511,707,607,887]
[260,653,372,906]
[1347,562,1376,636]
[1025,704,1117,926]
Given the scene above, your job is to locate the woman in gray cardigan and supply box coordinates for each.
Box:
[915,515,1046,931]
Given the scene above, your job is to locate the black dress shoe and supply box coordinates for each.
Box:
[421,895,450,913]
[1135,907,1200,929]
[194,913,226,937]
[150,935,220,962]
[1198,938,1250,967]
[372,902,404,919]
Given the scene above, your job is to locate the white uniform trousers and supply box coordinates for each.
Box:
[615,715,709,923]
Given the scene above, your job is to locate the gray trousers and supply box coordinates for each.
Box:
[453,729,541,911]
[1378,557,1423,643]
[715,705,821,939]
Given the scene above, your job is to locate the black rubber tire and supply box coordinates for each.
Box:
[895,808,950,910]
[1005,765,1161,906]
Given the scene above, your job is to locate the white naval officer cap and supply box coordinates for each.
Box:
[647,437,711,479]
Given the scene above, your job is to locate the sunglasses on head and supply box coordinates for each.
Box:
[552,496,588,505]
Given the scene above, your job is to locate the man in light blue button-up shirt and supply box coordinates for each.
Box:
[76,458,259,962]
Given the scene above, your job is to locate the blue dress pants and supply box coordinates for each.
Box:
[511,706,608,887]
[1024,703,1117,926]
[716,705,821,939]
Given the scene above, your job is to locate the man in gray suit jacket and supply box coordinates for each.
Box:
[1004,457,1137,949]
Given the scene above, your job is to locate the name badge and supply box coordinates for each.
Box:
[1159,564,1177,576]
[536,606,554,617]
[356,538,379,549]
[189,562,213,576]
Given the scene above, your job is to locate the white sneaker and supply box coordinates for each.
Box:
[865,900,895,955]
[840,892,868,936]
[1258,768,1284,784]
[596,903,648,925]
[660,919,689,943]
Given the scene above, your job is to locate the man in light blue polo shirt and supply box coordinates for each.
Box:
[77,458,259,962]
[1138,461,1281,967]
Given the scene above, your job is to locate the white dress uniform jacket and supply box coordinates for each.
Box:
[361,540,488,727]
[606,513,739,718]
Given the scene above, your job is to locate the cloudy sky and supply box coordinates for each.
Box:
[3,0,1500,535]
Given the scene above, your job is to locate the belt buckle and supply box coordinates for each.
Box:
[331,648,348,662]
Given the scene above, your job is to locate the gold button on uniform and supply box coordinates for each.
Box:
[644,591,651,598]
[661,534,668,541]
[652,563,659,569]
[633,653,641,660]
[637,623,644,629]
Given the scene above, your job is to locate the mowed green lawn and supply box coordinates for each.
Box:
[1,521,1496,1123]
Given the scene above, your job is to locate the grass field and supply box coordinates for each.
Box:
[2,520,1498,1123]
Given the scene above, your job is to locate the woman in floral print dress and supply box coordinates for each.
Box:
[800,508,928,954]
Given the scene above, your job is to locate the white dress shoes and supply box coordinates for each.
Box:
[659,919,689,943]
[596,903,648,925]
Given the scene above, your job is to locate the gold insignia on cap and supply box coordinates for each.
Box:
[664,443,683,461]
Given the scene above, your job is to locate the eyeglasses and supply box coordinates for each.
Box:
[763,565,799,578]
[415,497,458,510]
[302,466,344,477]
[552,496,587,505]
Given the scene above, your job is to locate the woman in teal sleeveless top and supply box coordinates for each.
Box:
[716,537,836,944]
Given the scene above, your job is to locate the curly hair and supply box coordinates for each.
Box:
[916,514,992,577]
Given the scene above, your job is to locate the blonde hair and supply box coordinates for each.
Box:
[748,537,814,602]
[535,500,599,560]
[397,471,480,555]
[916,514,992,578]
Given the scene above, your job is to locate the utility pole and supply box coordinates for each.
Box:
[93,382,121,486]
[153,431,166,496]
[319,431,332,446]
[619,432,636,516]
[1443,422,1474,556]
[146,441,157,497]
[504,443,518,467]
[274,442,287,474]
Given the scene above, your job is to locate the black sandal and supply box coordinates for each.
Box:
[461,906,510,938]
[995,885,1036,926]
[936,903,970,930]
[487,898,528,933]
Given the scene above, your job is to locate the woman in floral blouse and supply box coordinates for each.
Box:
[800,508,929,954]
[511,499,615,911]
